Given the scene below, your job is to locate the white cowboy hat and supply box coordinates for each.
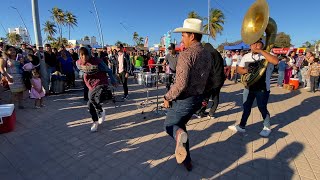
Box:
[173,18,209,35]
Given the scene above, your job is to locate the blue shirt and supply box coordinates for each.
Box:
[224,57,232,66]
[278,61,286,71]
[59,57,74,73]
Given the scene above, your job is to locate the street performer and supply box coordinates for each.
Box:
[77,47,117,132]
[163,18,212,171]
[228,39,278,137]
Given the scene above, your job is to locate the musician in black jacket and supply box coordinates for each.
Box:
[195,43,225,118]
[115,44,131,99]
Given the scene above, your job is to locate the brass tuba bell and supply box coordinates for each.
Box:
[240,0,277,87]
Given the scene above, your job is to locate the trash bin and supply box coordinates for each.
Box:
[50,74,66,94]
[0,104,16,134]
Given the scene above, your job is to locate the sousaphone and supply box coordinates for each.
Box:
[240,0,277,87]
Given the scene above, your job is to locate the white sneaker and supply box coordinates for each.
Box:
[304,87,310,89]
[91,122,99,132]
[259,127,271,137]
[98,110,105,125]
[228,125,246,133]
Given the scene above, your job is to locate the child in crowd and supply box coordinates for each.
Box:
[277,56,287,87]
[308,58,320,93]
[30,69,45,108]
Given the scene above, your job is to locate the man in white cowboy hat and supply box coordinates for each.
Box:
[163,18,212,171]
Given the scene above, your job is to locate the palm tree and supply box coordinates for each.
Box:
[6,32,22,46]
[84,36,90,41]
[115,41,123,46]
[138,37,144,46]
[43,20,57,43]
[133,32,139,45]
[203,8,225,40]
[50,7,65,45]
[65,11,77,40]
[188,11,202,20]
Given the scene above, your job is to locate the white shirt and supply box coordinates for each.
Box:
[232,54,239,67]
[238,52,274,91]
[118,53,124,73]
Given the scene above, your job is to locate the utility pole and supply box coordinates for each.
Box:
[92,0,104,47]
[11,6,32,45]
[89,10,102,47]
[207,0,210,42]
[31,0,48,92]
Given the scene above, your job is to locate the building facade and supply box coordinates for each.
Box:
[8,27,30,44]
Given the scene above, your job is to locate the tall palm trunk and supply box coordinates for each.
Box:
[68,24,70,40]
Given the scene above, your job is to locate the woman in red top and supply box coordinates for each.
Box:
[148,54,156,73]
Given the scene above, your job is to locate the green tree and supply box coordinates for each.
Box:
[43,20,57,43]
[50,7,65,45]
[65,11,77,40]
[115,41,123,46]
[6,32,22,46]
[274,32,291,48]
[188,11,202,20]
[301,41,312,48]
[133,32,139,45]
[84,36,90,41]
[203,8,225,40]
[138,37,144,46]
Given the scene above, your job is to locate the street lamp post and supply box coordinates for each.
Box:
[92,0,104,47]
[11,6,32,45]
[89,10,102,47]
[31,0,48,92]
[207,0,210,42]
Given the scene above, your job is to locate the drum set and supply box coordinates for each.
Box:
[133,65,175,114]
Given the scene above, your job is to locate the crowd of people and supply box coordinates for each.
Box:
[221,48,320,93]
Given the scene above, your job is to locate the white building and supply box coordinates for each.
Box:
[8,27,30,44]
[68,36,99,48]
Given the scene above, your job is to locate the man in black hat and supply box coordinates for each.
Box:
[115,44,131,99]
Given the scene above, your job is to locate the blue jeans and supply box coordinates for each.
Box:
[277,71,285,86]
[164,95,203,163]
[240,89,271,128]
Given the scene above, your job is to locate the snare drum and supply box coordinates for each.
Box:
[159,73,167,84]
[136,72,145,85]
[144,73,157,87]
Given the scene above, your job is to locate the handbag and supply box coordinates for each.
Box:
[0,76,9,89]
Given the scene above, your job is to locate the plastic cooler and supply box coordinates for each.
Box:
[0,104,16,134]
[289,78,299,90]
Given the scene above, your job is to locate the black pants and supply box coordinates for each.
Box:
[87,85,106,122]
[119,72,128,96]
[196,87,221,116]
[83,78,89,101]
[310,76,319,92]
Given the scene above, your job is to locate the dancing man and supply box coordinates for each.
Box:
[163,18,212,171]
[228,39,278,137]
[77,47,117,132]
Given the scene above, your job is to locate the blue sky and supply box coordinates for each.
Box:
[0,0,318,47]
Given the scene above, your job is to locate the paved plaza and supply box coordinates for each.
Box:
[0,78,320,180]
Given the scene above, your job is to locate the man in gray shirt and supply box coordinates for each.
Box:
[163,43,178,90]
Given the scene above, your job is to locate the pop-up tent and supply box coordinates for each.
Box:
[224,42,250,50]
